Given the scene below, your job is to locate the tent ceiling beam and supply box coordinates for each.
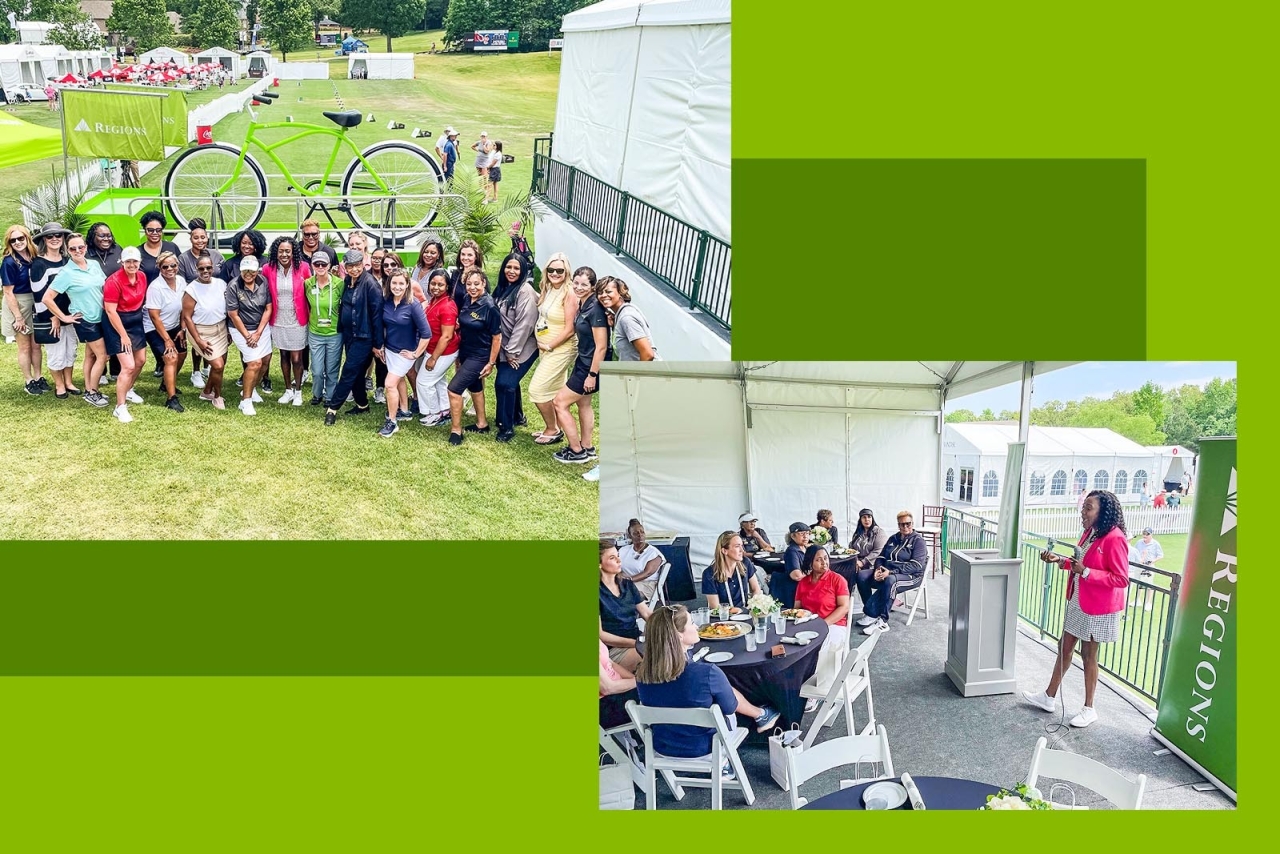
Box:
[602,365,942,392]
[748,403,940,417]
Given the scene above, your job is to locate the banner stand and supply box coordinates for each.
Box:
[1149,728,1237,802]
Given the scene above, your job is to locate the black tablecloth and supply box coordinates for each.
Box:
[638,617,829,737]
[655,538,696,601]
[800,776,1002,810]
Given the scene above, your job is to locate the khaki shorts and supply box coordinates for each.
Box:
[195,322,230,360]
[607,645,634,665]
[2,292,35,337]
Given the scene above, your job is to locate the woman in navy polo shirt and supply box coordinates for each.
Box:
[635,605,781,767]
[374,271,431,438]
[770,523,811,611]
[600,539,653,672]
[701,531,763,612]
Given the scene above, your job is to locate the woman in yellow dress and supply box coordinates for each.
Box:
[526,251,579,445]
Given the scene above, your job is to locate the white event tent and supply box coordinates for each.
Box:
[600,361,1075,567]
[1147,445,1197,490]
[139,47,193,67]
[348,53,413,79]
[943,423,1161,508]
[194,47,244,76]
[245,50,274,78]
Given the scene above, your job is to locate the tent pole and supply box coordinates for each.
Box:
[739,362,754,516]
[1018,361,1035,443]
[936,390,945,504]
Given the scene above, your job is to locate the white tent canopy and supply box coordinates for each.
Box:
[600,361,1075,567]
[245,50,274,77]
[194,47,244,77]
[944,424,1160,508]
[0,44,59,96]
[1147,445,1197,489]
[554,0,729,240]
[139,47,193,67]
[348,53,413,79]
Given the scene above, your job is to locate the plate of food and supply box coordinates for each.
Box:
[780,608,812,620]
[698,621,746,641]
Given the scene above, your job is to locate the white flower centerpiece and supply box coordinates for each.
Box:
[980,783,1053,810]
[747,593,780,618]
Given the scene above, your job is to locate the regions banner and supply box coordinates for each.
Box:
[62,89,165,161]
[104,84,188,146]
[1152,436,1236,799]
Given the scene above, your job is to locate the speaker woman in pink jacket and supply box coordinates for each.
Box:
[1023,490,1130,728]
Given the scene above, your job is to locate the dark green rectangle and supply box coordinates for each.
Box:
[0,541,594,676]
[732,158,1146,360]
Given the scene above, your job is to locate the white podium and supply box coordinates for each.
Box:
[945,549,1022,697]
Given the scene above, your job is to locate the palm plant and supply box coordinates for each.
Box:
[434,171,538,277]
[19,170,106,235]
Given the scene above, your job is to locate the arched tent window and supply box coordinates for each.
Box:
[1051,470,1068,496]
[1115,470,1128,495]
[1133,470,1149,492]
[945,468,955,493]
[1074,469,1088,494]
[1094,470,1109,491]
[982,470,1000,498]
[1029,472,1046,496]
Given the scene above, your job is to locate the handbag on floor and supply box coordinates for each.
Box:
[768,724,804,790]
[599,753,635,810]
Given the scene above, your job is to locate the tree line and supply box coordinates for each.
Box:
[946,377,1236,452]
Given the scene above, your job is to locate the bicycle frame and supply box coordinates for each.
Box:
[220,120,390,197]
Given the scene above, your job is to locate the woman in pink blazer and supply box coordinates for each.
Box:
[262,237,311,404]
[1023,490,1130,728]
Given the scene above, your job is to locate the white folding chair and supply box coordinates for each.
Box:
[893,574,930,625]
[625,700,755,810]
[1026,736,1147,809]
[645,561,672,610]
[800,631,880,748]
[786,724,895,809]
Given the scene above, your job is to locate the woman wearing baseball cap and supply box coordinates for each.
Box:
[101,246,150,422]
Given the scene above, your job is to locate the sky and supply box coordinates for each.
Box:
[946,361,1237,414]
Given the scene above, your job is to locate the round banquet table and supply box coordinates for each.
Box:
[638,616,829,738]
[800,776,1002,810]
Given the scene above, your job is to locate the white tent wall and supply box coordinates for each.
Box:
[349,53,413,79]
[552,26,640,185]
[615,21,730,240]
[276,62,329,80]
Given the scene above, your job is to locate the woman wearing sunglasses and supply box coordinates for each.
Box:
[28,222,76,397]
[43,233,110,407]
[101,246,150,423]
[175,218,225,390]
[2,224,43,394]
[144,250,188,412]
[136,211,180,282]
[181,257,231,410]
[856,510,928,636]
[85,222,123,386]
[304,252,342,407]
[526,252,578,443]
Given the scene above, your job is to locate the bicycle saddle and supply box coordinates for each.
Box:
[323,110,363,128]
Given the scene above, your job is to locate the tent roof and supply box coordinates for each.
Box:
[562,0,731,31]
[948,423,1153,457]
[0,113,62,169]
[351,53,413,60]
[1146,445,1196,457]
[195,47,237,57]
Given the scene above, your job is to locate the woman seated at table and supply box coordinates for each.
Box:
[600,539,653,671]
[846,508,889,590]
[796,544,852,711]
[770,522,811,611]
[701,531,762,612]
[621,519,664,602]
[815,509,839,548]
[636,605,781,764]
[857,509,928,636]
[600,639,639,730]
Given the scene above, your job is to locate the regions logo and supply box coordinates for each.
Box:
[74,119,90,131]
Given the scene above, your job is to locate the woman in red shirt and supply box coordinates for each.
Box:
[415,269,459,427]
[795,544,852,710]
[101,246,150,422]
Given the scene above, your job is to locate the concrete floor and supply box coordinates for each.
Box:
[622,572,1235,810]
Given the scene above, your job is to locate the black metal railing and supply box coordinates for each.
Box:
[530,140,731,329]
[943,507,1179,704]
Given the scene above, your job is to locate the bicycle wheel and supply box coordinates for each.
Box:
[341,142,444,238]
[165,143,267,240]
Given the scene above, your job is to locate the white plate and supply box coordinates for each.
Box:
[796,630,820,641]
[697,622,746,641]
[862,781,908,810]
[703,652,734,663]
[730,614,752,622]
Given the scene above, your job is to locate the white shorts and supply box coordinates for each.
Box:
[384,347,415,378]
[43,323,79,369]
[230,325,272,361]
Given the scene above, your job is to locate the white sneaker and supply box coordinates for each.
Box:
[804,698,819,714]
[250,390,263,403]
[862,619,889,636]
[856,615,877,627]
[373,388,386,404]
[292,388,303,406]
[239,398,257,416]
[125,387,143,404]
[278,388,295,404]
[99,374,110,387]
[1022,690,1057,713]
[582,465,600,482]
[301,370,312,384]
[190,370,205,388]
[1069,707,1098,728]
[419,413,443,426]
[113,404,133,423]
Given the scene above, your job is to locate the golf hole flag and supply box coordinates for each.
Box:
[62,89,165,161]
[1153,436,1236,800]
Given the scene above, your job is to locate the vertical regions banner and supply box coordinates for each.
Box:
[1153,437,1237,798]
[62,89,165,160]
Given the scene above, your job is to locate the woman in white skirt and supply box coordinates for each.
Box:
[1023,490,1131,728]
[374,272,431,437]
[224,257,273,416]
[263,236,311,405]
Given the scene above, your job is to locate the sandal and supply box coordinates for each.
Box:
[534,431,564,445]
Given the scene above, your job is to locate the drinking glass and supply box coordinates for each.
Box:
[744,630,757,652]
[774,612,786,634]
[718,603,730,622]
[754,619,768,644]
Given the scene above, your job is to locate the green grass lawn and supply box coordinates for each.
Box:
[0,341,597,540]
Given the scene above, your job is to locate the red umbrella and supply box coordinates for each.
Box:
[56,73,80,84]
[88,68,106,79]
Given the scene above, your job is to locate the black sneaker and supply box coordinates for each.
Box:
[84,390,110,408]
[377,418,399,438]
[365,377,374,391]
[309,395,323,406]
[236,377,243,387]
[395,409,413,421]
[583,446,599,460]
[24,379,43,395]
[409,397,420,414]
[495,429,515,443]
[514,413,528,427]
[152,367,164,378]
[463,423,490,434]
[345,404,370,415]
[448,431,463,445]
[261,379,274,394]
[554,447,592,464]
[37,377,52,392]
[165,394,185,413]
[324,410,337,426]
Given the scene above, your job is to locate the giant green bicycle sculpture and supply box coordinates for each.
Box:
[164,91,444,239]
